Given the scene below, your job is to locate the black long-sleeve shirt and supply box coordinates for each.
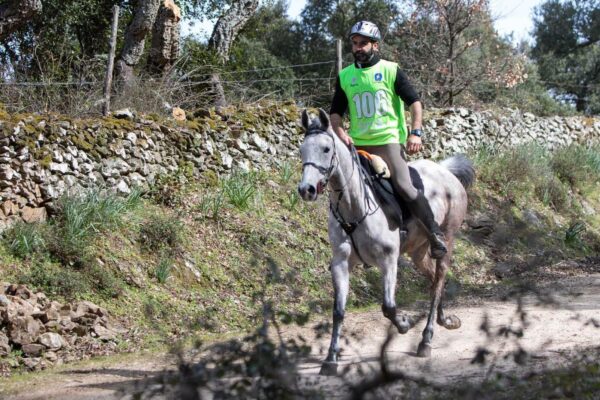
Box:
[330,54,421,117]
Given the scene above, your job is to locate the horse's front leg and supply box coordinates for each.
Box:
[320,257,350,376]
[381,256,414,334]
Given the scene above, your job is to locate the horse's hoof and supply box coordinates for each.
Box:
[439,315,461,330]
[319,361,339,376]
[416,342,432,358]
[396,315,414,334]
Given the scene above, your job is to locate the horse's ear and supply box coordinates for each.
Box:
[301,109,310,131]
[318,108,330,130]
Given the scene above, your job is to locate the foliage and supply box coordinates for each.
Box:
[154,256,173,284]
[18,262,90,298]
[474,143,571,210]
[2,222,48,259]
[226,37,296,100]
[551,144,600,190]
[389,0,529,108]
[0,0,126,80]
[48,188,142,266]
[221,170,259,210]
[139,213,185,257]
[532,0,600,114]
[196,192,226,220]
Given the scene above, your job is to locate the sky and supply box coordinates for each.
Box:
[184,0,545,45]
[288,0,544,43]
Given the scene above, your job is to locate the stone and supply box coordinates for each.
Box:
[234,139,248,151]
[172,107,186,121]
[92,324,116,341]
[116,180,131,194]
[49,162,69,173]
[0,294,9,306]
[0,165,18,181]
[21,207,47,223]
[219,152,233,169]
[1,200,16,216]
[22,343,45,357]
[9,316,43,345]
[52,150,64,163]
[0,331,10,355]
[38,332,65,350]
[22,357,41,370]
[250,134,269,152]
[44,351,58,362]
[126,132,137,145]
[113,109,134,120]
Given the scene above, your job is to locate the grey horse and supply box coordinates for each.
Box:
[297,109,474,375]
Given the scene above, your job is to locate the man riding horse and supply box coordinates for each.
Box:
[329,20,447,259]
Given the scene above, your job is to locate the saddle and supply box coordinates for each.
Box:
[356,150,424,232]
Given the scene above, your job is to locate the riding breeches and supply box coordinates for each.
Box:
[356,143,419,201]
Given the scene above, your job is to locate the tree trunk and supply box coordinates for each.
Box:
[147,0,181,75]
[116,0,161,84]
[0,0,41,40]
[208,0,259,107]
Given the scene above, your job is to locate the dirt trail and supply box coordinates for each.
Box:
[2,274,599,399]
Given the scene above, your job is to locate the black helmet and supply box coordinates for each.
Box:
[348,21,381,42]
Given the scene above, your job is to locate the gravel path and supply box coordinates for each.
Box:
[2,273,599,399]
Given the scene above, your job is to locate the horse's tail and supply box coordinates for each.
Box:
[440,154,475,189]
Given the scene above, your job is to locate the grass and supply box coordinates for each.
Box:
[154,257,172,284]
[221,170,259,210]
[3,221,48,259]
[0,142,598,377]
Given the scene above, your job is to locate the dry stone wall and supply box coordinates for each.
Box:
[0,105,598,226]
[422,108,600,159]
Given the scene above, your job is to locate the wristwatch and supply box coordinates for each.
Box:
[410,128,422,137]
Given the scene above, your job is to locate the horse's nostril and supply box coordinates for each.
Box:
[308,185,316,195]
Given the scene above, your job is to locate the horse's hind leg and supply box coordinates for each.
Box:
[381,257,414,334]
[320,258,349,376]
[416,239,457,357]
[417,239,460,357]
[436,238,461,330]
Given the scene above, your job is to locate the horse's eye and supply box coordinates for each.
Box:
[324,147,331,153]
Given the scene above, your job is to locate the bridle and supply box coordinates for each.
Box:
[301,128,339,191]
[301,127,380,263]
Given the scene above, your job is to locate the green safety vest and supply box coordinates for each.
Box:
[339,59,408,146]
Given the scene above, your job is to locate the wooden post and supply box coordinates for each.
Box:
[336,39,343,75]
[102,5,120,116]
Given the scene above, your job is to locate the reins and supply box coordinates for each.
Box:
[303,128,380,264]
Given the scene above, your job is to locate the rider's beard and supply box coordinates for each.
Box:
[353,48,374,63]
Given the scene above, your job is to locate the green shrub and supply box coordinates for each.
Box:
[283,190,300,211]
[474,144,570,209]
[3,222,48,259]
[565,221,586,248]
[551,144,600,189]
[196,192,226,220]
[49,188,142,266]
[139,214,185,256]
[279,161,295,184]
[221,171,258,210]
[151,174,187,207]
[19,263,90,298]
[87,264,124,298]
[155,256,172,284]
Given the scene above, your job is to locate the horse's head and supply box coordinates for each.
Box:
[298,108,337,201]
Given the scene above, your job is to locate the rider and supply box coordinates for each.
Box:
[329,20,447,259]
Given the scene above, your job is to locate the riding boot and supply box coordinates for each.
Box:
[406,191,447,259]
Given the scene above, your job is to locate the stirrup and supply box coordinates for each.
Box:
[430,232,447,259]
